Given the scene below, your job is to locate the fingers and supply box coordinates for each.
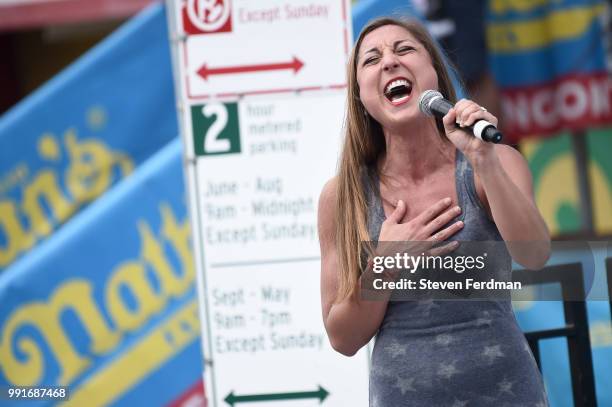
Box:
[454,98,498,127]
[428,219,464,243]
[416,197,453,225]
[442,108,458,134]
[424,205,462,236]
[426,241,460,257]
[385,199,406,224]
[457,103,483,127]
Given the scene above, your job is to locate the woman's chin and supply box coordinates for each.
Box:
[380,109,423,130]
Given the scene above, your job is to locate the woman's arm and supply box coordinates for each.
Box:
[473,144,551,269]
[319,178,464,356]
[443,101,551,269]
[319,178,390,356]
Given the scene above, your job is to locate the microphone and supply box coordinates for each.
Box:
[418,90,503,143]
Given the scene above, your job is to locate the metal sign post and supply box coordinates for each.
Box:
[166,1,369,406]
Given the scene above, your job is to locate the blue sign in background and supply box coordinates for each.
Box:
[487,0,608,87]
[0,4,178,271]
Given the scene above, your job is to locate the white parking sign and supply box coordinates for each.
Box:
[174,0,351,99]
[166,1,369,406]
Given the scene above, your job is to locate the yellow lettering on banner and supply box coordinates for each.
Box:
[487,4,606,53]
[537,154,579,235]
[590,161,612,234]
[0,201,34,264]
[61,300,200,407]
[0,204,194,395]
[0,127,134,268]
[39,133,61,161]
[490,0,549,14]
[65,129,133,205]
[521,135,580,236]
[0,280,119,385]
[0,163,29,196]
[22,170,74,237]
[163,301,200,348]
[106,262,164,333]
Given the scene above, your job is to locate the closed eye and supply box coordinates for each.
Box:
[362,56,380,66]
[396,46,415,54]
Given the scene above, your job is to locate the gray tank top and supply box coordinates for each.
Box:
[364,148,504,244]
[364,149,549,406]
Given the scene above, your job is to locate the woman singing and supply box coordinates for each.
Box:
[318,17,551,406]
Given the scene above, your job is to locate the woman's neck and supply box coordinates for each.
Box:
[378,119,454,182]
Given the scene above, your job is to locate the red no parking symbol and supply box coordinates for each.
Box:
[182,0,232,34]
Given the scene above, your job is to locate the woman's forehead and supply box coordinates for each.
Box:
[360,25,417,51]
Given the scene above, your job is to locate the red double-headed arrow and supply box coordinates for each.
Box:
[197,56,304,80]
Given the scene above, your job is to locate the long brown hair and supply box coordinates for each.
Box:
[334,17,458,302]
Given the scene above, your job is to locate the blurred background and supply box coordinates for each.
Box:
[0,0,611,406]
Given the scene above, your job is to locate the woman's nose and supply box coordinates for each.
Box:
[382,54,400,71]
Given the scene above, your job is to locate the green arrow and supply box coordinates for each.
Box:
[224,385,329,406]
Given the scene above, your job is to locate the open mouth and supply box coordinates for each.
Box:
[384,78,413,104]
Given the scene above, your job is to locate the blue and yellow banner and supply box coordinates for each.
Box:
[0,4,178,271]
[487,0,611,140]
[489,4,612,403]
[0,3,204,406]
[0,139,203,406]
[520,129,612,236]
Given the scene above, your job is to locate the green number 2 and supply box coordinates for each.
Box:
[192,102,241,156]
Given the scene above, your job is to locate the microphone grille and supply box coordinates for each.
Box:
[419,90,443,116]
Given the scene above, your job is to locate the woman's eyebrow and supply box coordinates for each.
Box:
[362,46,381,56]
[362,38,415,55]
[360,38,416,61]
[393,39,415,47]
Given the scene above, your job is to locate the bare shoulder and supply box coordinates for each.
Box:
[318,177,338,248]
[318,177,338,219]
[494,144,530,173]
[493,144,534,191]
[319,177,340,321]
[474,145,534,216]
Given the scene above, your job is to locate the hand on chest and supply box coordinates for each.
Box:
[380,181,459,224]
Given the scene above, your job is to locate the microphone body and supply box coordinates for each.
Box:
[419,90,503,143]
